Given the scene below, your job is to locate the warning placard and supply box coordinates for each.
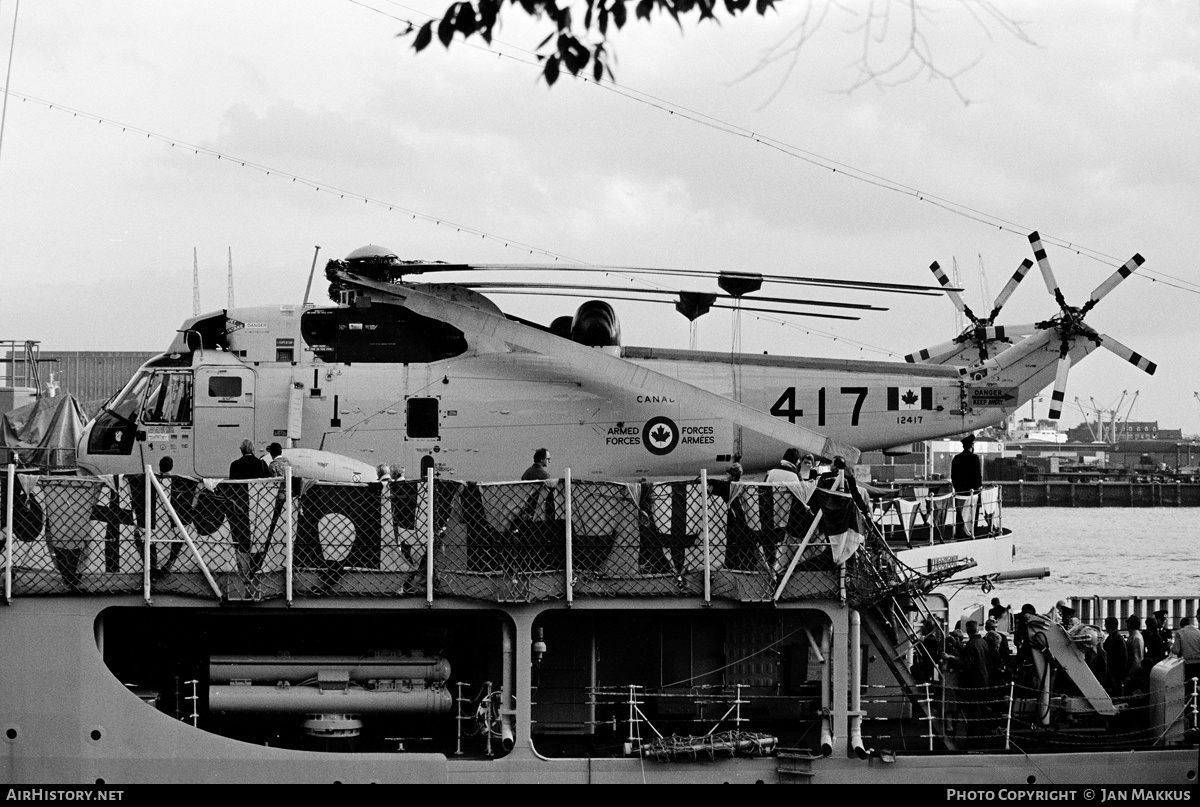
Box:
[970,387,1018,407]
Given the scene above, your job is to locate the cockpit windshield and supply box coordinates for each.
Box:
[88,371,152,456]
[104,370,153,422]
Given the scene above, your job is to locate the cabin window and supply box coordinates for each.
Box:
[407,397,439,439]
[142,372,193,425]
[208,376,243,398]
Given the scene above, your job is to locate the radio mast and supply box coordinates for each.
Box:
[192,248,201,316]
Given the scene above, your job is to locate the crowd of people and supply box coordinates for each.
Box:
[911,595,1200,748]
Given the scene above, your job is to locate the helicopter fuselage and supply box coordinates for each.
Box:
[76,297,1092,482]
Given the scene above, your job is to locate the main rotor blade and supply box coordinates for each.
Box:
[1097,333,1157,375]
[929,261,969,315]
[989,259,1033,320]
[387,262,949,296]
[1028,232,1067,309]
[487,289,862,320]
[337,271,861,462]
[460,282,886,311]
[1047,353,1073,420]
[1085,254,1145,310]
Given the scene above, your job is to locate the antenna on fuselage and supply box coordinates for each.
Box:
[192,247,201,316]
[302,246,322,306]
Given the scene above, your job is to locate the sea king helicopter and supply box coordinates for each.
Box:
[76,232,1155,482]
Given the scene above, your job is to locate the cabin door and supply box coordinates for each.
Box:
[194,367,257,477]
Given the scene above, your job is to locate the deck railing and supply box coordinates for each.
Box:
[2,465,998,604]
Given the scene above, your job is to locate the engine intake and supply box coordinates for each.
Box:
[570,300,621,347]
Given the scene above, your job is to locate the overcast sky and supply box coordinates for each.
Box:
[1,0,1197,434]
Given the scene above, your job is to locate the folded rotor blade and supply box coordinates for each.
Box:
[1097,333,1157,375]
[979,324,1039,341]
[1087,254,1145,308]
[929,261,968,315]
[1047,353,1073,420]
[989,259,1033,320]
[904,338,963,364]
[1028,232,1067,309]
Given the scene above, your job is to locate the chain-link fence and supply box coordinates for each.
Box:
[2,467,970,604]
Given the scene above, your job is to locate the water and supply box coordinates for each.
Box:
[935,508,1200,615]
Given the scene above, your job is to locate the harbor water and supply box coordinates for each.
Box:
[938,507,1199,616]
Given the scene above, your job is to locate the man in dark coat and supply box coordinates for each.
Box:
[228,439,269,579]
[1102,616,1128,696]
[521,448,551,481]
[950,434,982,538]
[943,619,997,746]
[950,434,983,492]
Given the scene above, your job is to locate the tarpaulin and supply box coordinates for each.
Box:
[0,394,89,467]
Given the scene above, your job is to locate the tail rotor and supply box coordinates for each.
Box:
[907,257,1035,364]
[1025,232,1155,419]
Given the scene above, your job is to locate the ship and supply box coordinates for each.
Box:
[1,246,1195,785]
[2,461,1196,784]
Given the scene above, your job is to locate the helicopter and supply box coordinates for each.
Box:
[75,234,1155,482]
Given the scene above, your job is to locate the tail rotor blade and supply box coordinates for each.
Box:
[1087,254,1145,309]
[1028,232,1067,309]
[1097,333,1157,375]
[929,261,968,315]
[1047,353,1074,420]
[989,259,1033,320]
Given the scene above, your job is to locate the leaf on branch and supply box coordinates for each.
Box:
[560,35,590,74]
[635,0,653,20]
[754,0,774,14]
[453,3,478,35]
[477,0,498,38]
[612,0,627,28]
[413,20,434,51]
[438,16,456,47]
[544,55,561,85]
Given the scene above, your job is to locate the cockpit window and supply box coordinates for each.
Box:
[106,371,152,421]
[88,370,151,456]
[142,372,193,425]
[208,376,243,398]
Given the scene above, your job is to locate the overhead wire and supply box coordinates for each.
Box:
[0,0,1192,367]
[343,0,1200,297]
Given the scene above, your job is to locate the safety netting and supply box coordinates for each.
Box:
[1,470,900,604]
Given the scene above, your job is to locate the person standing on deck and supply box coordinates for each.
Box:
[228,439,269,580]
[942,620,998,747]
[1170,616,1200,683]
[950,434,982,539]
[1125,614,1146,692]
[1103,616,1129,696]
[521,448,551,481]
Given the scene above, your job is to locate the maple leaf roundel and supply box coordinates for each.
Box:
[642,416,679,456]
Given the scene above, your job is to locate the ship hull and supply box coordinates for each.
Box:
[1,595,1193,785]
